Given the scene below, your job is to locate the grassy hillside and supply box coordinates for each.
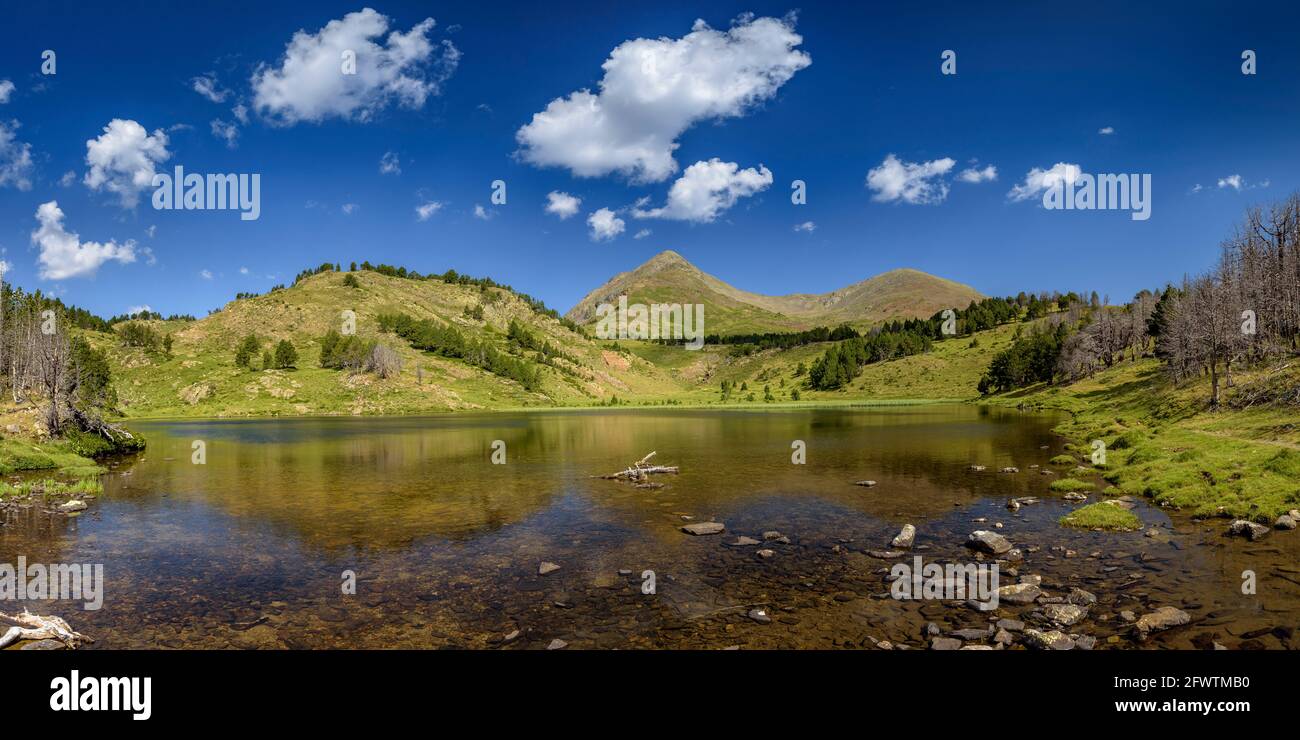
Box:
[565,250,983,334]
[99,269,688,418]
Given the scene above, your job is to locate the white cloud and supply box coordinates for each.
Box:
[232,104,249,124]
[633,158,773,221]
[30,201,137,280]
[866,154,955,204]
[341,203,358,214]
[1098,126,1115,135]
[793,220,815,232]
[191,73,230,103]
[200,269,214,280]
[251,8,460,125]
[379,151,401,175]
[633,228,652,239]
[545,190,581,219]
[415,200,443,221]
[1216,174,1268,191]
[957,164,998,183]
[516,15,810,182]
[145,225,156,238]
[587,208,625,241]
[59,170,76,187]
[210,119,239,148]
[473,204,494,220]
[0,120,33,191]
[126,304,152,316]
[0,80,14,104]
[139,246,156,265]
[84,119,171,208]
[240,266,249,274]
[1007,162,1082,202]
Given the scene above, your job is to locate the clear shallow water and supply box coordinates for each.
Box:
[2,406,1297,649]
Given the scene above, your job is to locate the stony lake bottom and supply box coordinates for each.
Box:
[2,406,1297,650]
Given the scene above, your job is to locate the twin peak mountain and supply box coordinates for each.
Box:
[565,250,981,335]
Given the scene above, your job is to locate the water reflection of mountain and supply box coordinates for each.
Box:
[106,408,1064,554]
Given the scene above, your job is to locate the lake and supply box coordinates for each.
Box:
[2,405,1296,649]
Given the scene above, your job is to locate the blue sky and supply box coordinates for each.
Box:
[1,0,1296,320]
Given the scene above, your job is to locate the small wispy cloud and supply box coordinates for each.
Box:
[415,201,443,221]
[1098,126,1115,135]
[793,221,816,232]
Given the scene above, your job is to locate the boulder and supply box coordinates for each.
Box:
[1275,514,1297,531]
[966,530,1012,555]
[1228,520,1269,541]
[1134,606,1190,640]
[1022,629,1074,650]
[891,524,916,549]
[681,522,725,536]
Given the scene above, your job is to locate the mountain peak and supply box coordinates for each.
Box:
[565,254,983,334]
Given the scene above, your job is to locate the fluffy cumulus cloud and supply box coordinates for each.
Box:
[545,190,581,219]
[31,201,137,280]
[587,207,625,241]
[634,158,773,221]
[866,154,956,204]
[251,8,460,125]
[0,80,14,104]
[1007,162,1082,202]
[516,14,810,182]
[0,119,34,190]
[83,119,171,208]
[957,164,998,183]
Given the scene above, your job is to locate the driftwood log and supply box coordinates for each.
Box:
[598,451,680,481]
[0,609,93,649]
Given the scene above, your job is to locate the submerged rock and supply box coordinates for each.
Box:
[1040,603,1088,628]
[929,637,963,650]
[997,583,1042,605]
[58,500,87,513]
[681,522,725,536]
[747,608,772,624]
[538,561,561,576]
[547,638,568,650]
[730,536,760,546]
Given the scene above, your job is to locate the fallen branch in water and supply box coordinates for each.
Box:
[597,450,680,481]
[0,609,94,649]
